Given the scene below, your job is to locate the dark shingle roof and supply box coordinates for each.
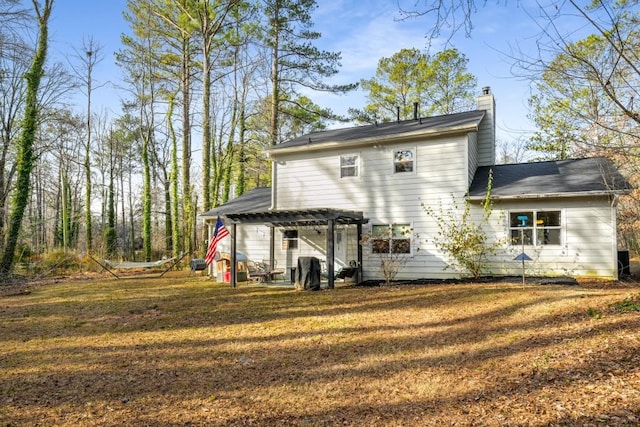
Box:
[269,110,485,152]
[201,187,272,218]
[469,157,632,199]
[200,187,366,226]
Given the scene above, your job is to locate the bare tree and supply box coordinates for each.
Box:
[68,36,105,254]
[496,137,530,164]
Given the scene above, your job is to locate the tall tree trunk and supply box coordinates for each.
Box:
[84,52,93,253]
[181,37,193,256]
[104,131,116,257]
[201,4,212,213]
[269,0,280,147]
[128,155,135,259]
[237,108,246,196]
[75,38,102,255]
[119,148,126,256]
[0,0,53,276]
[141,117,152,262]
[168,93,181,259]
[61,168,69,251]
[33,164,45,252]
[222,95,238,203]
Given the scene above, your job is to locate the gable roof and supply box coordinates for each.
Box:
[468,157,633,200]
[266,110,485,155]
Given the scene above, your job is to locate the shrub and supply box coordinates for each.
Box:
[423,171,502,279]
[38,250,85,275]
[613,294,640,312]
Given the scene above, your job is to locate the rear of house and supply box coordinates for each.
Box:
[202,88,631,283]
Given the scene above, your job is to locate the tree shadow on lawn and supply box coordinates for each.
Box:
[2,276,640,425]
[0,275,596,340]
[4,314,639,425]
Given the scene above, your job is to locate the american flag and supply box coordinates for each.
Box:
[204,217,229,265]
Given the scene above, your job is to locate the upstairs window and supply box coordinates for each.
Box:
[282,230,298,250]
[509,211,561,246]
[371,223,412,254]
[394,149,415,173]
[340,154,359,178]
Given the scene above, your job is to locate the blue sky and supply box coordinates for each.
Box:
[47,0,541,142]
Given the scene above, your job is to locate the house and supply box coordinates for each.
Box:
[202,87,632,286]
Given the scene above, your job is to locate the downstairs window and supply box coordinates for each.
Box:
[509,211,561,246]
[371,223,412,254]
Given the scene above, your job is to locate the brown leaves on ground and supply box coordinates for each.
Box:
[1,272,639,426]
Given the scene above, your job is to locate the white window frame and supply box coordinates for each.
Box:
[340,154,359,178]
[282,229,299,250]
[393,148,416,174]
[369,223,414,255]
[509,210,562,246]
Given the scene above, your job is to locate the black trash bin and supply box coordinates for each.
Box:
[618,250,631,276]
[296,257,321,291]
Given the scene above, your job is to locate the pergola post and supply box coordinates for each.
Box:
[357,222,363,283]
[269,227,275,271]
[327,219,335,289]
[230,223,237,288]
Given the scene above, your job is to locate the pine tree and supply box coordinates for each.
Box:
[261,0,356,146]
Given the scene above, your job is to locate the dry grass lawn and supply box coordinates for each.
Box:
[1,272,640,426]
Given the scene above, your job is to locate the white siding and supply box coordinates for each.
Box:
[275,136,469,212]
[475,197,618,280]
[274,134,473,282]
[217,224,271,264]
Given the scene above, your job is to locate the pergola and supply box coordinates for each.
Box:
[221,208,368,289]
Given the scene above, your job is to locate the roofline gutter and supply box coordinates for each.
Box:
[467,189,632,201]
[265,123,480,157]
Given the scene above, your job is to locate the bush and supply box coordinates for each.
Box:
[37,250,85,275]
[423,171,502,279]
[613,294,640,312]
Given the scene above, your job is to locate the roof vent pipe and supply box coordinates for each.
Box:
[413,102,419,120]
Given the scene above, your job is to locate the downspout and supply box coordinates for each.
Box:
[270,159,277,210]
[270,158,277,273]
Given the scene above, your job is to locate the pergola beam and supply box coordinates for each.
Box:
[224,209,367,289]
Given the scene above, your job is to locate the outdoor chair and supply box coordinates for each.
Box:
[248,260,269,283]
[265,259,285,282]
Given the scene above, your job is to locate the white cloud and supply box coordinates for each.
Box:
[314,1,429,79]
[308,1,538,138]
